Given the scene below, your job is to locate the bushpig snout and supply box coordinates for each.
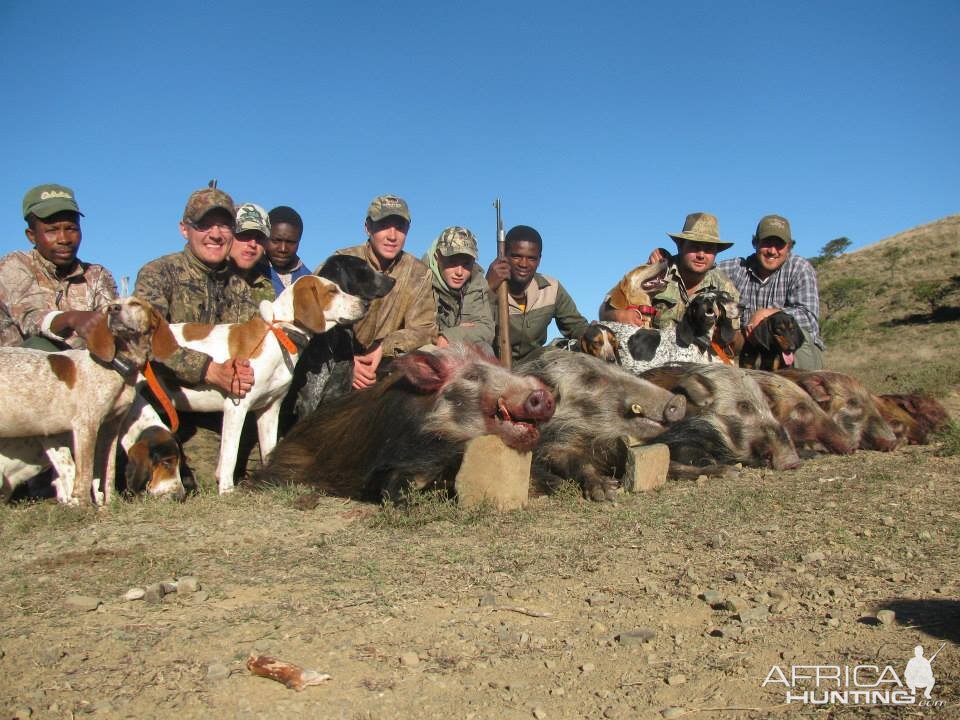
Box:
[524,389,555,421]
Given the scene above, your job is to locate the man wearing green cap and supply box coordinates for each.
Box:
[134,184,258,397]
[321,194,437,389]
[0,184,117,349]
[423,226,495,348]
[718,214,824,369]
[600,212,739,330]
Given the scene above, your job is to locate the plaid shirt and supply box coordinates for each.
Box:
[717,253,824,349]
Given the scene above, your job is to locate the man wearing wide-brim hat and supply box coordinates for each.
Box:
[718,214,824,370]
[600,212,739,330]
[0,183,117,349]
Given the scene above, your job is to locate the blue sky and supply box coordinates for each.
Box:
[2,1,957,317]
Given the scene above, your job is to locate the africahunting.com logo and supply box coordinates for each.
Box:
[762,644,946,706]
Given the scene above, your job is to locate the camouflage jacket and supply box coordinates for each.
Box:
[324,244,437,356]
[491,273,589,363]
[651,261,740,329]
[425,262,495,348]
[240,262,277,307]
[134,246,260,384]
[0,249,117,348]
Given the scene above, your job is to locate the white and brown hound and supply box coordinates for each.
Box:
[0,297,177,505]
[127,259,393,494]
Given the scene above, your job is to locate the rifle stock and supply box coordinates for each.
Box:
[494,199,511,368]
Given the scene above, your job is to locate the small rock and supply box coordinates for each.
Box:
[479,592,496,607]
[533,708,547,720]
[206,663,230,681]
[918,530,932,541]
[399,652,420,667]
[661,708,686,719]
[11,707,31,719]
[159,579,178,594]
[700,590,725,607]
[732,572,747,584]
[549,687,565,696]
[881,516,895,527]
[770,600,791,615]
[876,610,896,625]
[177,576,201,593]
[37,648,64,667]
[826,617,840,628]
[65,595,101,612]
[801,550,826,563]
[738,607,769,624]
[194,590,209,603]
[143,584,164,604]
[666,673,687,686]
[709,532,727,548]
[724,596,749,613]
[123,588,145,601]
[769,588,789,600]
[580,662,595,674]
[616,628,656,645]
[590,622,608,635]
[695,474,708,485]
[587,594,609,606]
[603,706,619,718]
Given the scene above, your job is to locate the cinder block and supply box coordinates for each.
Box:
[620,441,669,493]
[455,435,531,510]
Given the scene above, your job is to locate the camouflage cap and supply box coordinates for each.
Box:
[435,226,478,259]
[667,212,733,251]
[182,186,235,224]
[235,203,271,237]
[754,214,794,245]
[22,184,83,220]
[367,194,411,223]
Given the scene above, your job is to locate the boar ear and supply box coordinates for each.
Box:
[86,314,116,362]
[797,375,831,406]
[678,374,714,407]
[395,351,450,393]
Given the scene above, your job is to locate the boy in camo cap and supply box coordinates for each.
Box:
[422,226,495,348]
[0,183,117,349]
[231,203,275,306]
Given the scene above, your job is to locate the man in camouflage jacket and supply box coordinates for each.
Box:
[486,225,589,363]
[134,185,257,396]
[0,184,117,349]
[600,212,740,330]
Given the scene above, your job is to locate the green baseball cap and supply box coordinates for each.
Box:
[367,194,411,223]
[435,226,478,259]
[754,214,794,245]
[235,203,271,237]
[183,185,235,224]
[667,212,733,251]
[22,184,83,220]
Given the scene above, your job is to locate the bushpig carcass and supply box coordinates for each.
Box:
[746,370,854,455]
[778,370,898,451]
[256,344,555,501]
[640,363,802,474]
[516,352,687,501]
[876,393,950,444]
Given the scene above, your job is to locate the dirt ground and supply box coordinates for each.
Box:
[1,428,958,719]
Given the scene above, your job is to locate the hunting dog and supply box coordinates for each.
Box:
[0,297,177,505]
[606,289,741,375]
[127,257,394,494]
[739,310,803,370]
[124,426,196,500]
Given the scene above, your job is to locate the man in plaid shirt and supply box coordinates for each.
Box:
[717,214,824,370]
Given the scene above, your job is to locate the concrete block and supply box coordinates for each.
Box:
[455,435,531,510]
[620,441,669,493]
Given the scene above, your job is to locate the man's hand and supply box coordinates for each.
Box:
[205,359,255,397]
[647,247,670,264]
[435,335,450,348]
[352,345,384,389]
[51,310,104,340]
[485,258,511,291]
[745,307,781,337]
[599,302,647,327]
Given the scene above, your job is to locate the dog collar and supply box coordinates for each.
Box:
[110,354,138,378]
[626,304,657,316]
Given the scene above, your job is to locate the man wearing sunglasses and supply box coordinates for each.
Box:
[134,184,257,396]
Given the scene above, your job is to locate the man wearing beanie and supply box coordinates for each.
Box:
[718,214,824,369]
[0,183,117,349]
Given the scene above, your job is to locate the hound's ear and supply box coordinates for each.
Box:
[790,320,805,348]
[292,276,330,333]
[675,318,696,348]
[125,440,152,494]
[149,312,179,361]
[717,319,737,346]
[677,374,715,408]
[751,318,772,350]
[86,314,116,362]
[608,286,628,310]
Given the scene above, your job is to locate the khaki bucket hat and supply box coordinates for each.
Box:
[667,212,733,251]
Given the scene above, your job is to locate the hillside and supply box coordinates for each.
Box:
[817,214,960,405]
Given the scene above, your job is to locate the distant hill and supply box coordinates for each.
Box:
[817,214,960,404]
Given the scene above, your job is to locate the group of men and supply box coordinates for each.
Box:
[0,183,826,422]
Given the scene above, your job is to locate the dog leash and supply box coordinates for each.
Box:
[144,361,180,432]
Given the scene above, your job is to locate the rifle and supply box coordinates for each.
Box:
[494,199,511,368]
